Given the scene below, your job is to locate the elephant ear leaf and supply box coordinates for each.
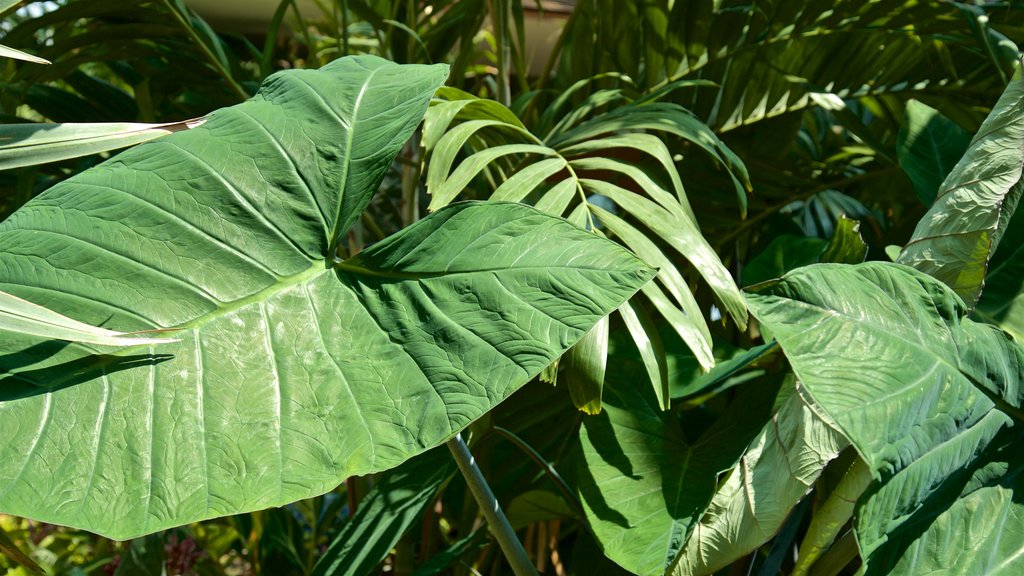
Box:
[0,55,655,540]
[747,262,1024,575]
[898,74,1024,308]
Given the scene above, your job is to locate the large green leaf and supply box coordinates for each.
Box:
[898,75,1024,308]
[673,390,847,576]
[746,262,1024,575]
[0,55,655,539]
[576,374,781,575]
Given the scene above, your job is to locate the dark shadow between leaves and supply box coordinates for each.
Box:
[0,351,173,401]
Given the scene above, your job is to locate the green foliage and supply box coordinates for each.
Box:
[747,262,1024,574]
[0,55,653,542]
[2,1,1024,574]
[898,74,1024,308]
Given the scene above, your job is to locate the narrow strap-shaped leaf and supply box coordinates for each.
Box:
[569,155,696,225]
[423,94,527,152]
[311,447,455,576]
[619,299,670,410]
[0,119,200,171]
[590,203,712,351]
[642,282,714,371]
[565,134,690,219]
[0,525,42,574]
[491,157,566,202]
[0,289,177,346]
[430,143,554,210]
[792,457,872,576]
[533,178,578,216]
[584,179,747,330]
[425,119,536,204]
[0,43,49,65]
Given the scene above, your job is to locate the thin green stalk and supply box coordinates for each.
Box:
[491,0,512,106]
[160,0,249,101]
[447,434,537,576]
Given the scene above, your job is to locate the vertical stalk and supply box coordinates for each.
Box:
[491,0,512,106]
[447,434,537,576]
[159,0,249,101]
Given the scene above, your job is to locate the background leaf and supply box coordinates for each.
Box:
[311,447,455,576]
[896,100,972,207]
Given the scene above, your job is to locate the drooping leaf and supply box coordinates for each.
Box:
[564,316,609,414]
[0,120,200,171]
[673,390,846,576]
[423,88,748,400]
[898,74,1024,308]
[577,372,782,575]
[792,457,871,576]
[897,100,972,207]
[0,56,655,539]
[975,207,1024,341]
[746,262,1024,575]
[858,424,1024,576]
[311,447,455,576]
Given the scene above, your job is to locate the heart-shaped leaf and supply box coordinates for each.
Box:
[0,55,655,539]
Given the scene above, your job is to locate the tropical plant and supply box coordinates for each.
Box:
[3,1,1024,576]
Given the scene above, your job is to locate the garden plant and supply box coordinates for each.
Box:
[0,1,1023,576]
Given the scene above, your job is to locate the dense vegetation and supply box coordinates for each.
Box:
[0,1,1023,575]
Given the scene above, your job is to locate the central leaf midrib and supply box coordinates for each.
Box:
[177,261,329,331]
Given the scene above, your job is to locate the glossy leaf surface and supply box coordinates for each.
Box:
[897,100,972,207]
[747,262,1024,574]
[898,75,1024,308]
[0,56,654,539]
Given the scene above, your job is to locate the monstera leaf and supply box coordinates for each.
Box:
[747,262,1024,575]
[0,55,654,539]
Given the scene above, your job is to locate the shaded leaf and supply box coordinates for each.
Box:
[0,289,178,346]
[577,372,781,575]
[0,525,42,574]
[897,100,972,207]
[311,447,455,576]
[674,390,846,576]
[0,119,200,171]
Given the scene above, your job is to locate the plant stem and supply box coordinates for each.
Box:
[160,0,249,102]
[447,434,537,576]
[491,0,512,106]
